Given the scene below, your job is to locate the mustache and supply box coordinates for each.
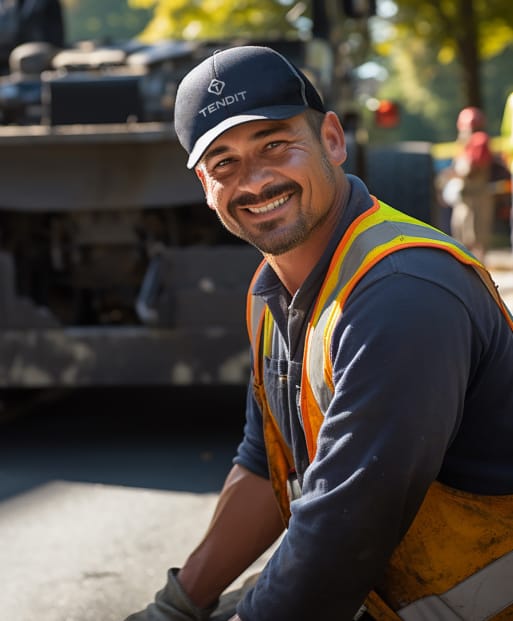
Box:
[228,182,300,211]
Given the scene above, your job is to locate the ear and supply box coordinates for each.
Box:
[195,166,206,189]
[320,111,347,166]
[195,166,215,210]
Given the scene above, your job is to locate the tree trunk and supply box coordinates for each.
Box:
[456,0,482,108]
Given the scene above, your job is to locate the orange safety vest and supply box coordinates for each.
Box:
[246,198,513,621]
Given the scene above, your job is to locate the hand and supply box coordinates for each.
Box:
[123,568,217,621]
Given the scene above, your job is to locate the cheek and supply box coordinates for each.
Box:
[206,184,233,220]
[202,177,220,210]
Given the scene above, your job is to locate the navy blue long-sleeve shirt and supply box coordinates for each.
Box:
[233,176,513,621]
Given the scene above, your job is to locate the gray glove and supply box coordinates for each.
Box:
[124,568,218,621]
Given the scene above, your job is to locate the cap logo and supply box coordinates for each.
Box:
[208,79,225,96]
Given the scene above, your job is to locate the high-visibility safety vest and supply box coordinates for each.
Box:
[246,198,513,621]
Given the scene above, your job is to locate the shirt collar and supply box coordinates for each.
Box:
[252,174,374,301]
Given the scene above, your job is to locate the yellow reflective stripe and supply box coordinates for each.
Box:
[339,235,483,308]
[310,198,381,327]
[323,236,476,381]
[323,234,513,381]
[311,197,381,392]
[316,199,443,321]
[263,306,274,358]
[397,550,513,621]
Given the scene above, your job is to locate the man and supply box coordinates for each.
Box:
[449,107,494,262]
[124,46,513,621]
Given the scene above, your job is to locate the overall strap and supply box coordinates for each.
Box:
[246,260,294,525]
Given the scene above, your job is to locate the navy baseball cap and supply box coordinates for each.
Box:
[174,45,326,169]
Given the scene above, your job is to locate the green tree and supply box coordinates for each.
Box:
[376,0,513,109]
[127,0,307,42]
[62,0,152,43]
[365,0,513,144]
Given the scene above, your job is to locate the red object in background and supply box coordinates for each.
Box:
[464,131,493,168]
[375,100,400,128]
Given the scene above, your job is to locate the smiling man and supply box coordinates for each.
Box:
[123,46,513,621]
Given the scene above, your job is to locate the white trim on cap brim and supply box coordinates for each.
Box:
[186,105,307,169]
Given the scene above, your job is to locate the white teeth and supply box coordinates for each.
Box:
[248,194,290,214]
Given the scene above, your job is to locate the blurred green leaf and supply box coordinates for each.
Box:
[129,0,304,42]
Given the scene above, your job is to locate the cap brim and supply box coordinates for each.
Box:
[186,105,308,169]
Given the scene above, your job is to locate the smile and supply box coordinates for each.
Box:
[247,194,291,214]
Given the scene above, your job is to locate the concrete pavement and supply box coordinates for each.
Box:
[1,249,512,621]
[0,481,274,621]
[0,389,274,621]
[1,482,216,620]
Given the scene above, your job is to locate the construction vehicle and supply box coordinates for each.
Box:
[0,1,434,391]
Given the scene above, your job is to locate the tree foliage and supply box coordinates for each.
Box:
[61,0,152,43]
[127,0,307,42]
[365,0,513,143]
[375,0,513,108]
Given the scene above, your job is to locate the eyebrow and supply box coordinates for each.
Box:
[202,121,291,166]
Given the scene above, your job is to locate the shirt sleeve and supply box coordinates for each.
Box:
[463,131,492,168]
[237,269,474,621]
[233,379,269,480]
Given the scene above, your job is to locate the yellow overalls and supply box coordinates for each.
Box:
[246,198,513,621]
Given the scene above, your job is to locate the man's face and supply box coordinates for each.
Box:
[195,112,346,256]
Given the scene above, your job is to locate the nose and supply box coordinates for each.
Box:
[237,158,273,195]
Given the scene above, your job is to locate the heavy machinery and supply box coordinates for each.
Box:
[0,2,434,390]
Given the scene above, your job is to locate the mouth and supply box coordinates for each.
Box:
[246,193,292,215]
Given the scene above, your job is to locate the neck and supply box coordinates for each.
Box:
[265,175,350,295]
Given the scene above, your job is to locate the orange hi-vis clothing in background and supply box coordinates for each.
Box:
[246,198,513,621]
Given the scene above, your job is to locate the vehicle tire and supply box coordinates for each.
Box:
[364,141,435,225]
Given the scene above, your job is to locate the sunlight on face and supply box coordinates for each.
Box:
[197,114,341,256]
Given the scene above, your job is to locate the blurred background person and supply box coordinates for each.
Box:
[447,106,494,262]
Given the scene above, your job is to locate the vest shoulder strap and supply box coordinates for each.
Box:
[302,198,513,459]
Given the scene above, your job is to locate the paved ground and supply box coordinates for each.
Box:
[0,388,275,621]
[486,248,513,312]
[1,248,512,621]
[0,482,273,621]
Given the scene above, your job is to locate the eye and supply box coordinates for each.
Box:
[212,156,234,171]
[265,140,285,151]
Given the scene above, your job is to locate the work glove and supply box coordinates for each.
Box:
[124,568,218,621]
[210,573,260,621]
